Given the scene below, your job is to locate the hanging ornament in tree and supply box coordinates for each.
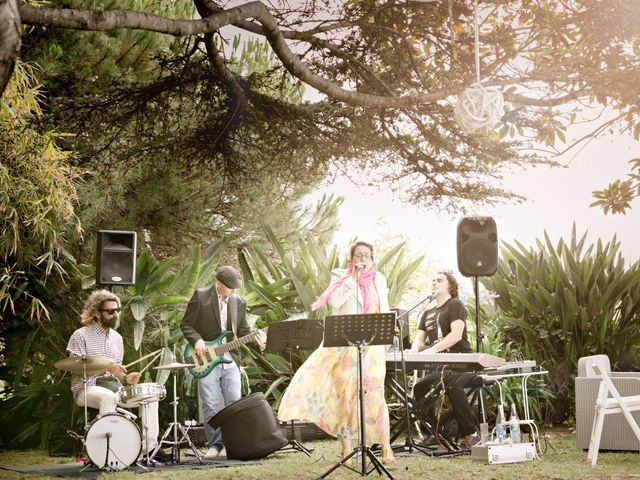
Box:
[454,0,504,135]
[455,83,504,135]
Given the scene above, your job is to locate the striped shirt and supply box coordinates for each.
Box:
[66,321,124,400]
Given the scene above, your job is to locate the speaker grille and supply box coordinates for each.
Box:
[456,217,498,277]
[96,230,137,285]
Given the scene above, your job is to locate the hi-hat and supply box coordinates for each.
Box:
[54,355,114,376]
[153,362,195,372]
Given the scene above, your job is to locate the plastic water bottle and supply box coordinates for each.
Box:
[495,404,506,443]
[509,404,521,443]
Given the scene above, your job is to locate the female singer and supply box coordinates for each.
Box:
[278,241,395,465]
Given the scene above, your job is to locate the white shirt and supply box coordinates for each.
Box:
[219,297,228,331]
[218,297,234,367]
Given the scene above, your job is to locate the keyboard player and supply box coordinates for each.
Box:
[408,270,481,449]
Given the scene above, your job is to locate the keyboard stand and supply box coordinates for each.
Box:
[385,373,465,456]
[480,367,548,456]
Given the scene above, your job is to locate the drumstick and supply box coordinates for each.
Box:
[137,351,163,376]
[124,349,162,369]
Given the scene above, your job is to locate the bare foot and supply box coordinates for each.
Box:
[381,445,396,466]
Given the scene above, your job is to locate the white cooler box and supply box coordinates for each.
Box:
[471,442,536,464]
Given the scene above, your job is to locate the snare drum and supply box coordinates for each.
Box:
[118,383,166,406]
[85,413,141,470]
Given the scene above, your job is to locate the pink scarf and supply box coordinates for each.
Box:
[311,263,377,313]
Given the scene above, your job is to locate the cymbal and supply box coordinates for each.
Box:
[153,362,195,371]
[54,355,114,375]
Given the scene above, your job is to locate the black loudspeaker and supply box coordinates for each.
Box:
[456,217,498,277]
[96,230,137,285]
[209,393,288,460]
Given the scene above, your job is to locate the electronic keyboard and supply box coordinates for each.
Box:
[385,351,506,372]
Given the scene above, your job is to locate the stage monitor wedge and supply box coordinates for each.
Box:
[457,216,498,277]
[96,230,137,285]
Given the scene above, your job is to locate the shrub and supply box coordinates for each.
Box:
[481,226,640,423]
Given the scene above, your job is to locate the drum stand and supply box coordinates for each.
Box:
[151,367,202,463]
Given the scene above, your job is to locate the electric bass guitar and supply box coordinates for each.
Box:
[182,329,266,379]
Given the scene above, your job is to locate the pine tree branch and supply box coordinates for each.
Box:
[15,1,591,109]
[0,0,21,95]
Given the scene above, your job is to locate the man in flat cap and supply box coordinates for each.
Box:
[181,265,266,459]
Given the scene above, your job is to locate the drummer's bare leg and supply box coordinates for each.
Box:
[76,386,118,416]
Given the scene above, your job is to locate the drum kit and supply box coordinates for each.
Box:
[54,354,197,471]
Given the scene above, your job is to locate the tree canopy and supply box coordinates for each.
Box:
[3,0,637,217]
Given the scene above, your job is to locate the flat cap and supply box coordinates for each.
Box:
[215,266,242,289]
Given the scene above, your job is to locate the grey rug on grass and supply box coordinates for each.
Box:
[0,458,266,478]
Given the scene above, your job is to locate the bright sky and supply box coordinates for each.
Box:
[305,134,640,270]
[220,15,640,270]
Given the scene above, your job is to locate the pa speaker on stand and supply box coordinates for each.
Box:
[456,216,498,430]
[456,216,498,349]
[456,217,498,277]
[96,230,137,286]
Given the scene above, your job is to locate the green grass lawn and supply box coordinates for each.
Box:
[0,433,638,479]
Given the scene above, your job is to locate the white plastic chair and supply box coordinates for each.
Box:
[585,355,640,466]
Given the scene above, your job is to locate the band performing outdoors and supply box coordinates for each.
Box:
[7,0,640,477]
[52,234,553,476]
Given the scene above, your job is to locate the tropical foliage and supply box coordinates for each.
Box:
[591,158,640,215]
[465,301,554,427]
[481,226,640,423]
[239,227,423,407]
[0,228,422,450]
[0,61,81,325]
[0,245,221,451]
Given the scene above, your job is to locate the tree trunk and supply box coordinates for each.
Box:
[0,0,21,98]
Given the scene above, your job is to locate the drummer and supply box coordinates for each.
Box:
[66,289,171,463]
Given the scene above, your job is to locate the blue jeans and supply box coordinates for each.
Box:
[198,362,241,449]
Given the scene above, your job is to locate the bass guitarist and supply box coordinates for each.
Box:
[180,265,266,459]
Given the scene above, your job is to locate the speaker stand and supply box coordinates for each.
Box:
[473,276,487,424]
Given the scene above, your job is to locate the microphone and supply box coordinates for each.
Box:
[427,289,442,301]
[395,289,443,323]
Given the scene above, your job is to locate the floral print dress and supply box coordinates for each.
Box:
[278,295,390,445]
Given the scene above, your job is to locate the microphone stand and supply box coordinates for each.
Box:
[354,266,362,315]
[388,293,438,456]
[354,267,361,460]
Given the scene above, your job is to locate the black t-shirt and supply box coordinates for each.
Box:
[418,298,472,353]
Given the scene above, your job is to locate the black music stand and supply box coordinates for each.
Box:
[264,319,324,355]
[265,319,324,456]
[320,313,396,480]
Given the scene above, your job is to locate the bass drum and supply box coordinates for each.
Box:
[85,413,141,470]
